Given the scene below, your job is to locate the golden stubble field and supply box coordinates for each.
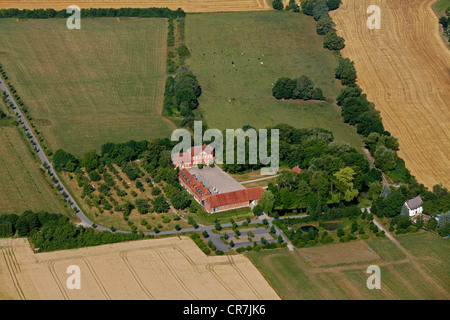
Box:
[0,0,271,12]
[0,237,279,300]
[331,0,450,189]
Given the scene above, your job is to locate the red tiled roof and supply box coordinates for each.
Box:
[179,169,210,200]
[206,187,264,208]
[190,145,213,157]
[173,153,192,166]
[291,166,302,174]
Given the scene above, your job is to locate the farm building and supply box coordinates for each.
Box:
[178,169,263,214]
[179,169,211,203]
[172,145,214,169]
[404,196,423,217]
[204,187,264,213]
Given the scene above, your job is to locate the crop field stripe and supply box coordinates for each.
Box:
[155,248,199,300]
[119,251,155,300]
[82,257,112,300]
[205,263,241,299]
[47,260,70,300]
[173,246,201,274]
[227,255,263,300]
[1,247,26,300]
[384,264,420,299]
[0,19,173,155]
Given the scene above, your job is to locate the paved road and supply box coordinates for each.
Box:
[0,77,99,230]
[240,174,279,185]
[1,75,308,245]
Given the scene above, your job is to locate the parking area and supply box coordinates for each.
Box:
[187,165,245,194]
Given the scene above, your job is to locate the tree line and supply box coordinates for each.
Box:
[0,210,149,251]
[0,7,185,19]
[272,0,344,50]
[164,65,204,130]
[438,7,450,42]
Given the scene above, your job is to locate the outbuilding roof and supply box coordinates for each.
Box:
[406,196,423,210]
[205,187,264,208]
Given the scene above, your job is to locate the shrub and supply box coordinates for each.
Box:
[323,31,345,50]
[272,0,284,10]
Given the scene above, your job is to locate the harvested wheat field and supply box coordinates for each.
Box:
[331,0,450,188]
[298,240,381,268]
[0,0,271,12]
[0,237,279,300]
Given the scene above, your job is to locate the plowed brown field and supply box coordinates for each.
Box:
[0,0,271,12]
[331,0,450,188]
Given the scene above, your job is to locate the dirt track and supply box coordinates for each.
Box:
[0,0,271,12]
[0,237,279,300]
[331,0,450,189]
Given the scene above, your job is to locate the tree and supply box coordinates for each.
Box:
[316,15,335,35]
[288,0,300,12]
[135,198,150,214]
[439,16,448,28]
[202,230,209,238]
[312,3,329,21]
[374,146,396,172]
[259,190,275,214]
[323,31,345,50]
[171,192,190,209]
[313,87,325,100]
[334,167,359,202]
[215,221,222,231]
[176,44,190,57]
[335,57,357,85]
[88,170,101,182]
[175,88,198,111]
[152,195,169,213]
[337,228,345,238]
[175,71,202,97]
[351,221,358,233]
[426,218,437,230]
[52,149,79,172]
[272,77,296,99]
[327,0,341,10]
[15,215,29,236]
[336,85,362,106]
[272,0,284,10]
[81,150,100,172]
[293,75,315,100]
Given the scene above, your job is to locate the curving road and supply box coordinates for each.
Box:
[0,77,98,229]
[1,76,307,245]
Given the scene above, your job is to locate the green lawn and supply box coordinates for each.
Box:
[185,11,363,150]
[0,126,71,215]
[0,18,174,156]
[247,233,450,299]
[435,0,450,14]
